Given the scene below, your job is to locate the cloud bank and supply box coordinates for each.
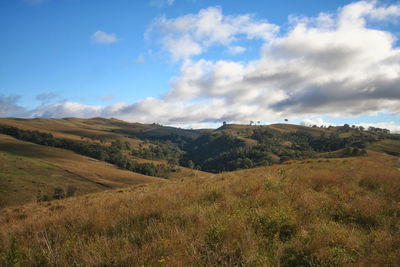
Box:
[0,95,26,117]
[3,1,400,131]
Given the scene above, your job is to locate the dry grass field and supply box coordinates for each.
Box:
[1,151,399,266]
[0,118,144,148]
[0,134,162,208]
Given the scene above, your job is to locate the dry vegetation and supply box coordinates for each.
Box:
[0,118,144,148]
[0,134,161,208]
[1,152,399,266]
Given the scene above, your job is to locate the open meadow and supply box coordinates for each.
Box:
[1,151,399,266]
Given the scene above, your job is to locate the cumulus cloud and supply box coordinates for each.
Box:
[164,1,400,120]
[29,102,100,118]
[9,1,400,128]
[90,30,119,44]
[146,6,279,60]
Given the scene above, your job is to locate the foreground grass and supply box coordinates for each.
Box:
[1,152,400,266]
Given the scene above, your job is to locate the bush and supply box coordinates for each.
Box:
[53,187,65,200]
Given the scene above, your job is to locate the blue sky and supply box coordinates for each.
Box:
[1,0,400,131]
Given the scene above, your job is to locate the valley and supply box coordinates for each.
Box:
[0,118,399,266]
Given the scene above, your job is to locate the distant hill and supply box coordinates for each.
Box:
[1,118,399,173]
[0,117,203,147]
[0,117,399,207]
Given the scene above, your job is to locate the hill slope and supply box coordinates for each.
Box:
[0,134,162,208]
[1,152,399,266]
[0,117,203,148]
[1,117,399,208]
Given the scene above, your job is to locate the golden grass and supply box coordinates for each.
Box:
[1,152,399,266]
[0,134,162,208]
[0,118,143,148]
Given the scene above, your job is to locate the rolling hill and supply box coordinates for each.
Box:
[0,117,399,208]
[0,118,400,265]
[0,133,162,208]
[0,152,399,266]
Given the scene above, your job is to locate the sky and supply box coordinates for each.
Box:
[1,0,400,131]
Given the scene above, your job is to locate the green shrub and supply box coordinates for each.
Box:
[253,207,297,241]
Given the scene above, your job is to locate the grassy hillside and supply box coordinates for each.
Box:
[0,118,128,142]
[0,118,203,148]
[367,138,400,156]
[0,134,162,208]
[1,117,399,208]
[1,152,399,266]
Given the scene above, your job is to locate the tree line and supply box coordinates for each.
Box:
[0,125,173,178]
[1,123,393,175]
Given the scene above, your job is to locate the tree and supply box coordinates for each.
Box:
[167,158,178,168]
[187,160,195,169]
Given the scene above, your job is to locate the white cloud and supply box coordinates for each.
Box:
[357,121,400,133]
[163,0,400,119]
[30,102,103,118]
[227,46,246,54]
[301,118,400,133]
[338,0,400,27]
[6,1,400,129]
[90,30,118,44]
[0,95,26,117]
[301,118,336,127]
[146,6,279,60]
[164,35,203,61]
